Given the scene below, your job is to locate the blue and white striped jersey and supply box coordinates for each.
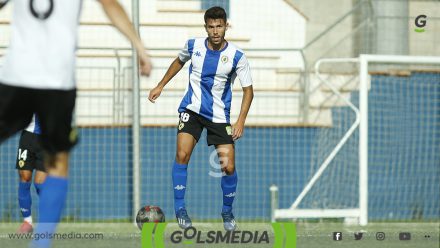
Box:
[178,38,253,123]
[25,114,42,135]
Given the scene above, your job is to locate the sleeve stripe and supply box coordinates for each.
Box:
[232,50,244,72]
[187,39,196,57]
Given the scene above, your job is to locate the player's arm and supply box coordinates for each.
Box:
[233,85,254,140]
[149,39,192,103]
[98,0,152,76]
[148,58,185,103]
[232,54,254,140]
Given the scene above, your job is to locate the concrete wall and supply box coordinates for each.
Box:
[373,0,409,55]
[287,0,354,63]
[409,0,440,56]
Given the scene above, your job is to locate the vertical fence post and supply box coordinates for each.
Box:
[359,55,369,226]
[132,0,141,224]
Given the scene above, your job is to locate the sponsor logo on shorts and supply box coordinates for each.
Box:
[179,122,185,130]
[225,126,232,135]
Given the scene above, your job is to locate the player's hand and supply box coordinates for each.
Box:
[232,121,245,141]
[139,53,152,76]
[148,85,163,103]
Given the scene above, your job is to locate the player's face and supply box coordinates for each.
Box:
[205,18,228,48]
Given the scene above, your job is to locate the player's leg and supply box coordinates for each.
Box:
[206,121,237,231]
[216,144,238,231]
[33,170,47,195]
[16,131,39,233]
[33,136,47,195]
[174,133,196,229]
[174,132,197,205]
[0,83,34,143]
[174,111,202,229]
[175,132,197,164]
[32,88,77,247]
[215,144,236,208]
[17,169,34,234]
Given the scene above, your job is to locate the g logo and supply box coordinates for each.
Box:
[414,15,427,33]
[170,231,182,243]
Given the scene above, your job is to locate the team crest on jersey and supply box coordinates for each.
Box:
[221,55,229,64]
[225,126,232,135]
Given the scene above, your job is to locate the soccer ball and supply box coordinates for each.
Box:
[135,205,165,230]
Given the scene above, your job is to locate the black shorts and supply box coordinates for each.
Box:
[0,83,78,154]
[16,130,45,172]
[177,110,234,146]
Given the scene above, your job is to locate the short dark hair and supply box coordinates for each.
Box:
[204,6,227,24]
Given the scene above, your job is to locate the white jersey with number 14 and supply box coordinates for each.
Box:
[0,0,82,90]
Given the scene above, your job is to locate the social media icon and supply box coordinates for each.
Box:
[333,232,342,241]
[354,232,363,240]
[376,232,385,241]
[399,232,411,241]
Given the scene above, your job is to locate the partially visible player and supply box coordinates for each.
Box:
[149,6,254,231]
[16,114,47,234]
[0,1,151,247]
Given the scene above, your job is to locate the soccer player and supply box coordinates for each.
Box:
[148,6,254,231]
[0,1,151,247]
[16,114,47,234]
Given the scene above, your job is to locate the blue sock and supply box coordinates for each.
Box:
[18,182,32,218]
[172,161,188,213]
[32,176,68,248]
[34,183,43,196]
[221,171,237,213]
